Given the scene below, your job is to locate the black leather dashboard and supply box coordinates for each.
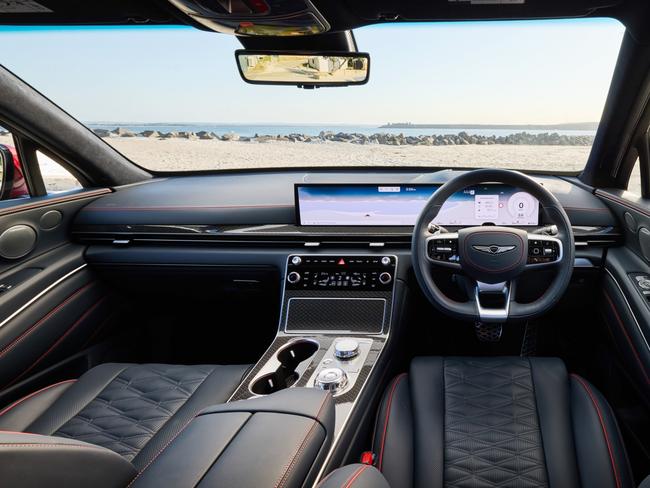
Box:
[74,170,616,228]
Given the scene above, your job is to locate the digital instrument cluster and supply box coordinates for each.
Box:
[296,184,540,227]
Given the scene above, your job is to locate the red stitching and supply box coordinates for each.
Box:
[0,189,110,218]
[596,191,650,219]
[275,394,331,488]
[126,415,197,487]
[563,206,610,212]
[343,465,369,488]
[6,297,107,388]
[377,373,406,471]
[0,379,76,416]
[0,282,95,360]
[603,292,650,384]
[572,375,622,488]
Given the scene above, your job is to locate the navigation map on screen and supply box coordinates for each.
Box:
[296,184,539,226]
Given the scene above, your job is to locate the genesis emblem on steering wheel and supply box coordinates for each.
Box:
[473,244,516,255]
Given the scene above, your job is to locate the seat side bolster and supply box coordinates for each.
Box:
[529,357,581,486]
[371,368,417,488]
[570,375,635,488]
[317,464,391,488]
[0,431,137,488]
[27,362,131,434]
[0,379,76,431]
[409,356,444,488]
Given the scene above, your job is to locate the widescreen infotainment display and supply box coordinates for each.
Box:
[296,184,539,226]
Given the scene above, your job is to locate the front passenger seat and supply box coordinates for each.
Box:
[319,357,635,488]
[0,362,249,487]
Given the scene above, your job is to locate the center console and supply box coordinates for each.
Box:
[229,253,398,453]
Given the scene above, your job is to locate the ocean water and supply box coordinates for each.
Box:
[85,123,596,138]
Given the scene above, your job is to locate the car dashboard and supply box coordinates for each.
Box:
[66,167,622,474]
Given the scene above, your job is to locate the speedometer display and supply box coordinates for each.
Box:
[296,184,539,226]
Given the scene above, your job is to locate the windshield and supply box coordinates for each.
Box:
[0,19,624,173]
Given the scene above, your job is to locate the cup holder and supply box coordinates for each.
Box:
[250,339,319,396]
[250,371,299,395]
[276,339,319,369]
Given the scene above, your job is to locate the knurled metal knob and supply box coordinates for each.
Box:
[334,339,360,360]
[314,368,348,393]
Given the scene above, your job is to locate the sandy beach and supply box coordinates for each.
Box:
[101,137,591,172]
[1,134,598,191]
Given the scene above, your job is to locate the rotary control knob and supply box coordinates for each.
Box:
[314,368,348,393]
[291,256,302,266]
[381,256,391,266]
[379,272,392,285]
[287,271,301,284]
[334,338,359,360]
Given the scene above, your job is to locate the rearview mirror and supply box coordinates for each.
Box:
[235,50,370,88]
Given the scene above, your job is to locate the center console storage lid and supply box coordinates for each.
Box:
[131,388,334,488]
[0,431,137,488]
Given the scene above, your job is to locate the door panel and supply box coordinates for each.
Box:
[599,189,650,403]
[602,255,650,400]
[0,192,115,393]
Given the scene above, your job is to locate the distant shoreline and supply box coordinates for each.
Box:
[90,128,595,147]
[379,122,599,131]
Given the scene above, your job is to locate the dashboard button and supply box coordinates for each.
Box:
[287,271,301,284]
[291,256,302,266]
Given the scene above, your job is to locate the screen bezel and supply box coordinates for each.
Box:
[294,183,541,227]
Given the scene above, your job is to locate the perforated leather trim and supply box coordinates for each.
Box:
[53,364,215,460]
[443,358,549,488]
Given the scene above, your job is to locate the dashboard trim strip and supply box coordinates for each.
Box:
[0,264,88,332]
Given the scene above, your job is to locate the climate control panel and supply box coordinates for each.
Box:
[285,255,397,291]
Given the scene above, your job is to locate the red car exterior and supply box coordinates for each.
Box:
[1,144,29,199]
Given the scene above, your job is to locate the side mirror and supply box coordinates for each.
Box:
[235,50,370,88]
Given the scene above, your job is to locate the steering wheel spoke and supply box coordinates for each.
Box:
[525,233,563,270]
[474,280,514,323]
[425,232,462,270]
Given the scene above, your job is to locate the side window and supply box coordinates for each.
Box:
[626,156,642,197]
[36,150,81,194]
[0,126,29,201]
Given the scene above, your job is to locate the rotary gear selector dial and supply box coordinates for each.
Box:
[334,339,359,360]
[314,368,348,393]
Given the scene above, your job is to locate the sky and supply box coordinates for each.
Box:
[0,18,625,126]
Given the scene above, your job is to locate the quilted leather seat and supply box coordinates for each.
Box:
[0,362,249,486]
[318,357,635,488]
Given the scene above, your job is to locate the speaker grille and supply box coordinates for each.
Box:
[285,297,385,333]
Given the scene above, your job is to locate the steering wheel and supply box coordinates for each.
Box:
[412,168,574,323]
